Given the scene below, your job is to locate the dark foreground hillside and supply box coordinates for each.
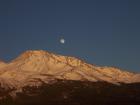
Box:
[1,80,140,105]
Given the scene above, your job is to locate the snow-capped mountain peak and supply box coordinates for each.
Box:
[0,50,139,98]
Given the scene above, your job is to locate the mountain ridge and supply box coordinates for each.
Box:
[0,50,139,99]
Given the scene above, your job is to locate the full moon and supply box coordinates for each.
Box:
[60,38,65,44]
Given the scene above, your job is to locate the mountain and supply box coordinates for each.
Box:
[0,50,140,105]
[0,60,6,68]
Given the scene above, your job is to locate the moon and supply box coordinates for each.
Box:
[60,38,65,44]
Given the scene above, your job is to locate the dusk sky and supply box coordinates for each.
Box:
[0,0,140,72]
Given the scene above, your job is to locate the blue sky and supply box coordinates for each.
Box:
[0,0,140,72]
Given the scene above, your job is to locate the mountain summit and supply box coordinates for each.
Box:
[0,50,140,98]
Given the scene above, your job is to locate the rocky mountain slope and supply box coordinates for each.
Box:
[0,50,139,99]
[0,60,6,69]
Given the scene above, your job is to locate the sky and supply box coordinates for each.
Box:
[0,0,140,72]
